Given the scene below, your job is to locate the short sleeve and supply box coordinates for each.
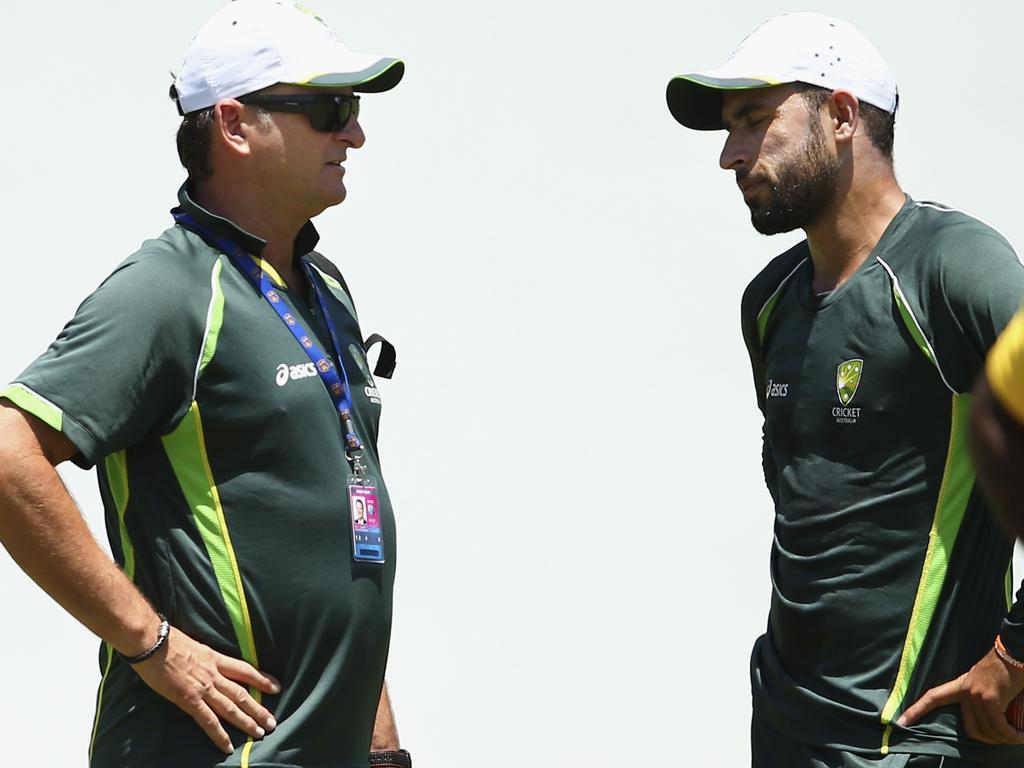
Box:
[986,308,1024,425]
[918,219,1024,393]
[1,245,211,468]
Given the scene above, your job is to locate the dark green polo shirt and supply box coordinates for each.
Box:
[2,186,396,768]
[741,197,1024,761]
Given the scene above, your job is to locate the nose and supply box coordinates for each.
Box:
[337,115,365,149]
[719,130,747,172]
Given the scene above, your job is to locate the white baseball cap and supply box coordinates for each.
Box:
[172,0,404,115]
[666,12,897,130]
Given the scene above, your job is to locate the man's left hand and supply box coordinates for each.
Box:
[898,648,1024,744]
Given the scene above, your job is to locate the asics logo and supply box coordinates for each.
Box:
[276,362,318,386]
[275,363,382,405]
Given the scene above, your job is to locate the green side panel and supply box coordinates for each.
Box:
[90,450,133,763]
[0,384,63,431]
[161,402,259,665]
[756,293,781,346]
[198,260,225,376]
[880,394,975,735]
[756,261,808,345]
[88,645,116,764]
[104,450,135,580]
[891,284,938,368]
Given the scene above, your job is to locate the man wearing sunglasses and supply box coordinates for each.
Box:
[0,2,412,767]
[667,11,1024,768]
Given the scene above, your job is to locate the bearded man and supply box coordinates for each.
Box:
[667,12,1024,767]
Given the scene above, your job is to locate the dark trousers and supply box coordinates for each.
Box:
[751,716,1011,768]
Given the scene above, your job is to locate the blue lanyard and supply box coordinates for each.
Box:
[172,212,365,465]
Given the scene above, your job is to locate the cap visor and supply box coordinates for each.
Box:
[303,58,405,93]
[666,74,781,130]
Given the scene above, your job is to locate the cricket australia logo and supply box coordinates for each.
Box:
[349,343,381,405]
[833,359,864,423]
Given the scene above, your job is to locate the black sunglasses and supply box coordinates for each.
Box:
[237,93,360,132]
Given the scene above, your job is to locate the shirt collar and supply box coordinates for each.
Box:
[171,182,321,260]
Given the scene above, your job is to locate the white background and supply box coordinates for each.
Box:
[1,1,1021,765]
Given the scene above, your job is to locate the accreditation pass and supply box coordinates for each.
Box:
[349,481,385,563]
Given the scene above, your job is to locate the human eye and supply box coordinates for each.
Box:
[747,111,771,127]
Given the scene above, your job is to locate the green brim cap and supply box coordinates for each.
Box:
[666,74,781,131]
[665,13,898,130]
[305,58,405,94]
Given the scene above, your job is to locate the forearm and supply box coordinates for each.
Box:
[371,680,400,751]
[0,409,159,656]
[0,404,284,752]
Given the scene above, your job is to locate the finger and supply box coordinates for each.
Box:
[959,693,1024,745]
[206,687,266,740]
[962,699,1009,745]
[216,654,281,695]
[188,698,234,754]
[897,681,961,726]
[976,701,1024,745]
[216,677,278,732]
[988,715,1024,744]
[961,700,989,743]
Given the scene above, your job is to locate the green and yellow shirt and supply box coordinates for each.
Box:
[2,186,396,768]
[741,197,1024,761]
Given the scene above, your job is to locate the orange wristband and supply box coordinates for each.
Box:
[995,636,1024,672]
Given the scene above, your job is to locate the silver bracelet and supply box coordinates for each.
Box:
[120,614,170,664]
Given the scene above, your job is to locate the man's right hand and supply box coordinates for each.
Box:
[132,627,280,754]
[0,404,280,754]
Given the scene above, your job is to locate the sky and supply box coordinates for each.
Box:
[1,1,1021,766]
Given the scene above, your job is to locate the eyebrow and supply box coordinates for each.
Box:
[723,99,774,129]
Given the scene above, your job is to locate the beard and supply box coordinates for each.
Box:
[745,116,840,235]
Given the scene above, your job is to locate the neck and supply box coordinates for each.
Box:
[193,179,308,288]
[803,165,905,294]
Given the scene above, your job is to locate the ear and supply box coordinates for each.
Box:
[211,99,253,159]
[829,90,860,147]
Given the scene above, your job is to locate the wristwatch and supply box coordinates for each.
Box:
[368,749,412,768]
